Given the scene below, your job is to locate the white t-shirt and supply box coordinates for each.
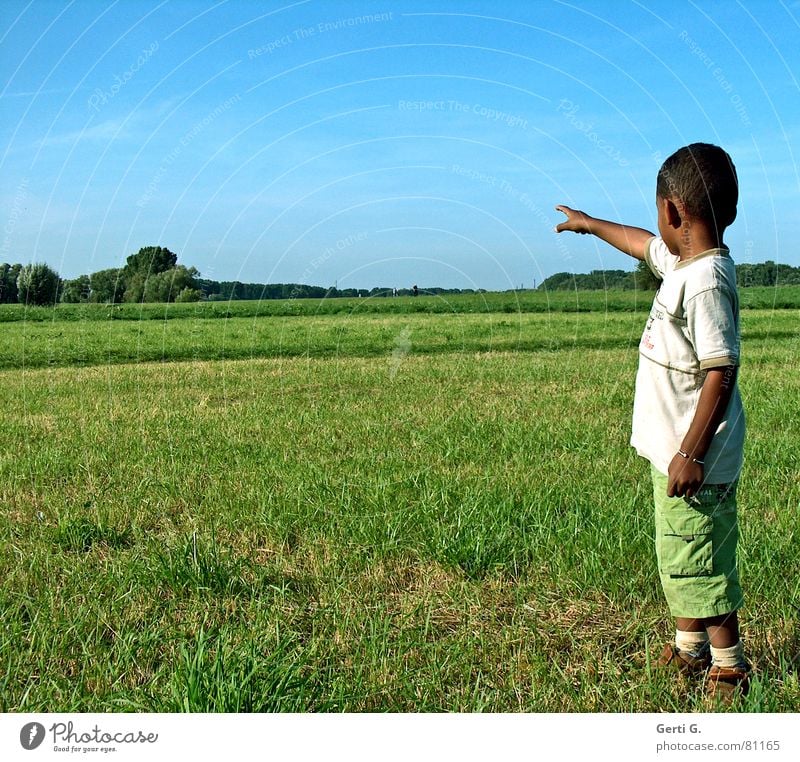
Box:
[630,237,745,483]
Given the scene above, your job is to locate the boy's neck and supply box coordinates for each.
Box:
[675,221,725,262]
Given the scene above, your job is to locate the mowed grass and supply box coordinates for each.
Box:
[0,297,798,712]
[2,295,798,370]
[2,285,798,326]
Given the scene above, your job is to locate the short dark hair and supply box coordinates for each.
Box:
[656,143,738,230]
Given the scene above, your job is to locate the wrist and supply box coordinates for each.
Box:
[677,449,704,465]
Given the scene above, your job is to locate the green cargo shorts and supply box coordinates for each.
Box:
[652,465,743,619]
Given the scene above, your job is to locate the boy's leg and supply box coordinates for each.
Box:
[704,610,749,699]
[651,466,745,679]
[652,465,743,619]
[667,611,749,697]
[673,616,710,663]
[703,610,740,649]
[675,617,703,632]
[676,611,738,646]
[659,620,711,674]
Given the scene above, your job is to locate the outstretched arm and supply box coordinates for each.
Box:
[554,205,654,261]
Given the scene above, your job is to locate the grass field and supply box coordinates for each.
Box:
[0,290,798,712]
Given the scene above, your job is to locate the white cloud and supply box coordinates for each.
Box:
[36,117,130,147]
[0,87,76,99]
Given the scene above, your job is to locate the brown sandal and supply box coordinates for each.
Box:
[656,643,711,676]
[706,665,750,701]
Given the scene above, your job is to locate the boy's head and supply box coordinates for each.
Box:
[656,143,738,233]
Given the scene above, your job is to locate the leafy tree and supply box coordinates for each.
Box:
[634,259,661,290]
[0,263,9,303]
[537,272,577,291]
[123,246,178,279]
[89,268,125,303]
[763,260,777,286]
[775,263,800,285]
[123,272,146,303]
[16,263,61,306]
[0,263,22,303]
[141,272,167,303]
[732,261,799,287]
[122,246,190,302]
[61,274,91,303]
[139,265,200,303]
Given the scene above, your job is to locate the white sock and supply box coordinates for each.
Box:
[710,640,748,669]
[675,629,709,657]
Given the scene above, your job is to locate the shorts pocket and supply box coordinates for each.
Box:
[687,484,736,514]
[658,505,714,577]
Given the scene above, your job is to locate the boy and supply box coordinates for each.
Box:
[555,143,750,700]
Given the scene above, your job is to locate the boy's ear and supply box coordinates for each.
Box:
[662,197,683,229]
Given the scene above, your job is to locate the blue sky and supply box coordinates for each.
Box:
[1,0,799,290]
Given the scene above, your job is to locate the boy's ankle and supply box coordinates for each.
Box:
[710,640,749,670]
[656,642,711,675]
[675,629,709,658]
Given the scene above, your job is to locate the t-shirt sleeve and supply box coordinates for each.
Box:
[644,237,672,279]
[685,287,740,369]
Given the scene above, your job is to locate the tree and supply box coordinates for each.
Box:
[763,260,776,287]
[0,263,22,303]
[634,259,661,290]
[123,272,146,303]
[142,270,172,302]
[123,246,177,280]
[16,263,61,306]
[122,246,183,302]
[61,274,91,303]
[139,265,200,302]
[89,268,125,303]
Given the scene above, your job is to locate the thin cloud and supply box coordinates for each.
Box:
[31,96,184,149]
[35,116,130,148]
[0,86,76,98]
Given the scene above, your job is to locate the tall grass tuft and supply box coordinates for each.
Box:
[154,531,251,595]
[169,627,320,712]
[53,518,133,553]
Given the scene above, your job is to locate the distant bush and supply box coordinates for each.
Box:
[175,287,203,303]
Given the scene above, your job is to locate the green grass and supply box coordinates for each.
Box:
[2,284,798,324]
[1,291,797,370]
[0,292,797,712]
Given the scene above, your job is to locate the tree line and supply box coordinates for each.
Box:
[0,248,200,306]
[198,280,480,301]
[537,259,800,291]
[0,246,482,306]
[3,246,798,306]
